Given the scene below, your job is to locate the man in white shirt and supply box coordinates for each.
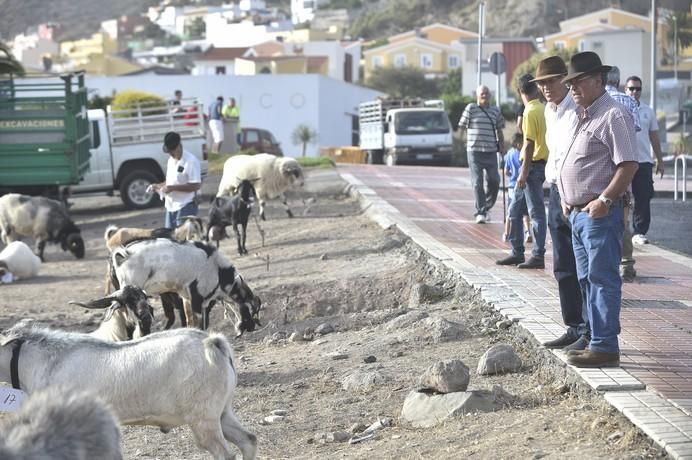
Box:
[530,56,589,351]
[625,75,664,245]
[153,131,202,229]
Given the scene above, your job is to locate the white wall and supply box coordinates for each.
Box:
[582,30,651,90]
[192,59,236,75]
[458,42,510,103]
[64,74,381,157]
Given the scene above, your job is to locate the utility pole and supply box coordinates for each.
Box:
[650,0,657,112]
[477,1,485,89]
[674,14,678,81]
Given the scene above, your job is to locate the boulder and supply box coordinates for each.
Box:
[341,369,388,393]
[418,317,464,343]
[418,360,470,393]
[384,310,429,331]
[401,389,504,428]
[476,344,522,375]
[409,282,446,306]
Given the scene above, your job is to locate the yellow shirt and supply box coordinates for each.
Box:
[522,99,549,162]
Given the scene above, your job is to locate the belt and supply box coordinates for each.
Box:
[531,160,546,165]
[569,198,623,213]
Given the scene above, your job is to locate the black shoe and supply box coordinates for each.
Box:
[542,332,578,349]
[517,256,545,269]
[563,335,590,352]
[496,255,525,266]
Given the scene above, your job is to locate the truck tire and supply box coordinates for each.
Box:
[119,170,161,209]
[367,150,384,165]
[384,151,398,167]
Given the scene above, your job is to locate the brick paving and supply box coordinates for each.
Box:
[339,163,692,458]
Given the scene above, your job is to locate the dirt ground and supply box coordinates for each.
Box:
[0,168,668,459]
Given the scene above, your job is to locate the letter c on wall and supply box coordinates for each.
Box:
[260,93,272,109]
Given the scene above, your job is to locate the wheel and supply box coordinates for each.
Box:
[367,150,384,165]
[384,151,397,167]
[119,170,161,209]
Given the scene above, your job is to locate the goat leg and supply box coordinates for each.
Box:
[252,215,265,247]
[183,298,197,328]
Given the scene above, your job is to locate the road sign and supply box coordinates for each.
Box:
[489,52,506,75]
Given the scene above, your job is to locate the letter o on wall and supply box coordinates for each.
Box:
[290,93,305,109]
[260,93,272,109]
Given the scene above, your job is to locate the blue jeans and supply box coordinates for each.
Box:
[548,185,588,338]
[509,162,546,259]
[165,200,198,229]
[631,162,654,235]
[570,204,624,353]
[468,151,500,216]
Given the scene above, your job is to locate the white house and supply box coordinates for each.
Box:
[291,0,328,25]
[239,0,267,13]
[205,14,293,47]
[11,24,60,71]
[191,47,249,75]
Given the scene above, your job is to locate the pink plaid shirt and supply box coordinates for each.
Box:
[558,91,638,206]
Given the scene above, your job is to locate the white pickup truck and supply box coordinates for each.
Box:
[68,100,209,209]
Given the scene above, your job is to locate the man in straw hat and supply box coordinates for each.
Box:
[530,56,589,352]
[559,51,639,368]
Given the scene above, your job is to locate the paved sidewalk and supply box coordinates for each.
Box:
[339,163,692,459]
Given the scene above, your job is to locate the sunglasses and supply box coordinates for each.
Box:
[627,87,642,91]
[566,73,595,89]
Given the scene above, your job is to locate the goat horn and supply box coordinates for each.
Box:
[68,296,116,309]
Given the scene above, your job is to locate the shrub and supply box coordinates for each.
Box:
[111,90,166,118]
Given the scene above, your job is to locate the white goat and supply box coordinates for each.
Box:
[0,388,123,460]
[0,241,41,280]
[0,321,257,460]
[217,153,304,220]
[104,217,205,252]
[110,238,262,334]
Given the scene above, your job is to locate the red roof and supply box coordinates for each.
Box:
[200,47,249,60]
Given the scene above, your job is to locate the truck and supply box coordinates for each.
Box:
[0,72,208,209]
[358,98,453,166]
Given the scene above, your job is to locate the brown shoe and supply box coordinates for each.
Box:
[567,350,620,368]
[566,348,589,356]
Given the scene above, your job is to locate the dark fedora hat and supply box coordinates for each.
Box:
[561,51,612,83]
[530,56,567,82]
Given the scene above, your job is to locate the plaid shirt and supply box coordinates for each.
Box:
[606,85,640,132]
[558,91,638,206]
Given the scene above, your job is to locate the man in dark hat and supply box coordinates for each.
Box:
[152,131,202,229]
[559,51,639,368]
[530,55,589,352]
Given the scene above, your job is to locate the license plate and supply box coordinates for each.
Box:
[416,153,433,160]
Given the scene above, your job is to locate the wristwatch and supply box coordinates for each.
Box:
[598,195,613,208]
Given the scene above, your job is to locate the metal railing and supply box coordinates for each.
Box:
[674,154,687,202]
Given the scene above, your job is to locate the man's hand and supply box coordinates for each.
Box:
[583,198,609,219]
[517,166,529,189]
[655,159,664,178]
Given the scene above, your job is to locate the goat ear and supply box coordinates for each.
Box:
[103,303,123,322]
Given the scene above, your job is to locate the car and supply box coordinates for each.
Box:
[239,127,283,156]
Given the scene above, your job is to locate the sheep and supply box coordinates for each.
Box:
[208,179,260,254]
[0,388,123,460]
[110,238,262,335]
[69,285,155,341]
[0,321,257,460]
[217,153,305,221]
[0,241,41,280]
[0,193,85,261]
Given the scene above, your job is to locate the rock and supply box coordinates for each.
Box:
[364,417,393,433]
[476,344,522,375]
[418,360,470,393]
[271,331,287,341]
[325,351,348,360]
[401,390,504,428]
[327,431,351,443]
[496,319,513,329]
[271,409,288,416]
[384,310,429,331]
[363,355,377,363]
[532,452,548,460]
[607,431,624,442]
[341,370,388,392]
[418,317,465,343]
[389,350,404,358]
[408,282,446,307]
[350,422,367,434]
[590,417,608,430]
[315,323,334,335]
[263,415,285,424]
[480,317,495,328]
[303,328,315,341]
[320,253,328,260]
[288,332,302,342]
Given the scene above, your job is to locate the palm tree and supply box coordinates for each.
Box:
[666,12,692,63]
[0,41,25,75]
[291,124,317,157]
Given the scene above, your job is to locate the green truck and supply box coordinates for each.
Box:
[0,73,91,198]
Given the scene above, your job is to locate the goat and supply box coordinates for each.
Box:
[0,241,41,280]
[0,321,257,460]
[110,238,261,335]
[0,388,123,460]
[208,179,259,254]
[69,285,155,341]
[217,153,304,220]
[0,193,85,261]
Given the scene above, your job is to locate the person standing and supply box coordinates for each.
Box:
[152,131,202,229]
[222,97,241,145]
[531,56,589,351]
[496,75,548,269]
[458,85,505,223]
[559,52,639,368]
[625,75,664,245]
[502,133,531,243]
[208,96,224,153]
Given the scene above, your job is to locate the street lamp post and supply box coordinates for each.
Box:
[476,1,485,89]
[674,14,678,81]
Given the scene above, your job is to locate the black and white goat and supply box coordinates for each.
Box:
[0,321,257,460]
[0,388,123,460]
[110,238,262,335]
[70,285,155,341]
[207,179,260,254]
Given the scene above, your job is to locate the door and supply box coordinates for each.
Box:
[76,116,112,190]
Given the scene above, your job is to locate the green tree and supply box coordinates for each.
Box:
[366,66,439,99]
[0,41,24,75]
[186,17,206,39]
[292,124,318,157]
[667,12,692,62]
[438,68,473,127]
[511,47,575,98]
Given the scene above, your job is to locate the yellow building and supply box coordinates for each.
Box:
[60,32,118,67]
[79,54,141,76]
[362,23,477,81]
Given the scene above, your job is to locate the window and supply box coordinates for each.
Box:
[215,66,226,75]
[245,130,259,143]
[90,120,101,149]
[394,54,407,68]
[420,53,433,69]
[372,56,383,68]
[578,40,586,52]
[448,55,459,69]
[554,41,565,50]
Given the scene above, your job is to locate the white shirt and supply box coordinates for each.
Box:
[635,102,658,164]
[165,149,201,212]
[544,93,578,185]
